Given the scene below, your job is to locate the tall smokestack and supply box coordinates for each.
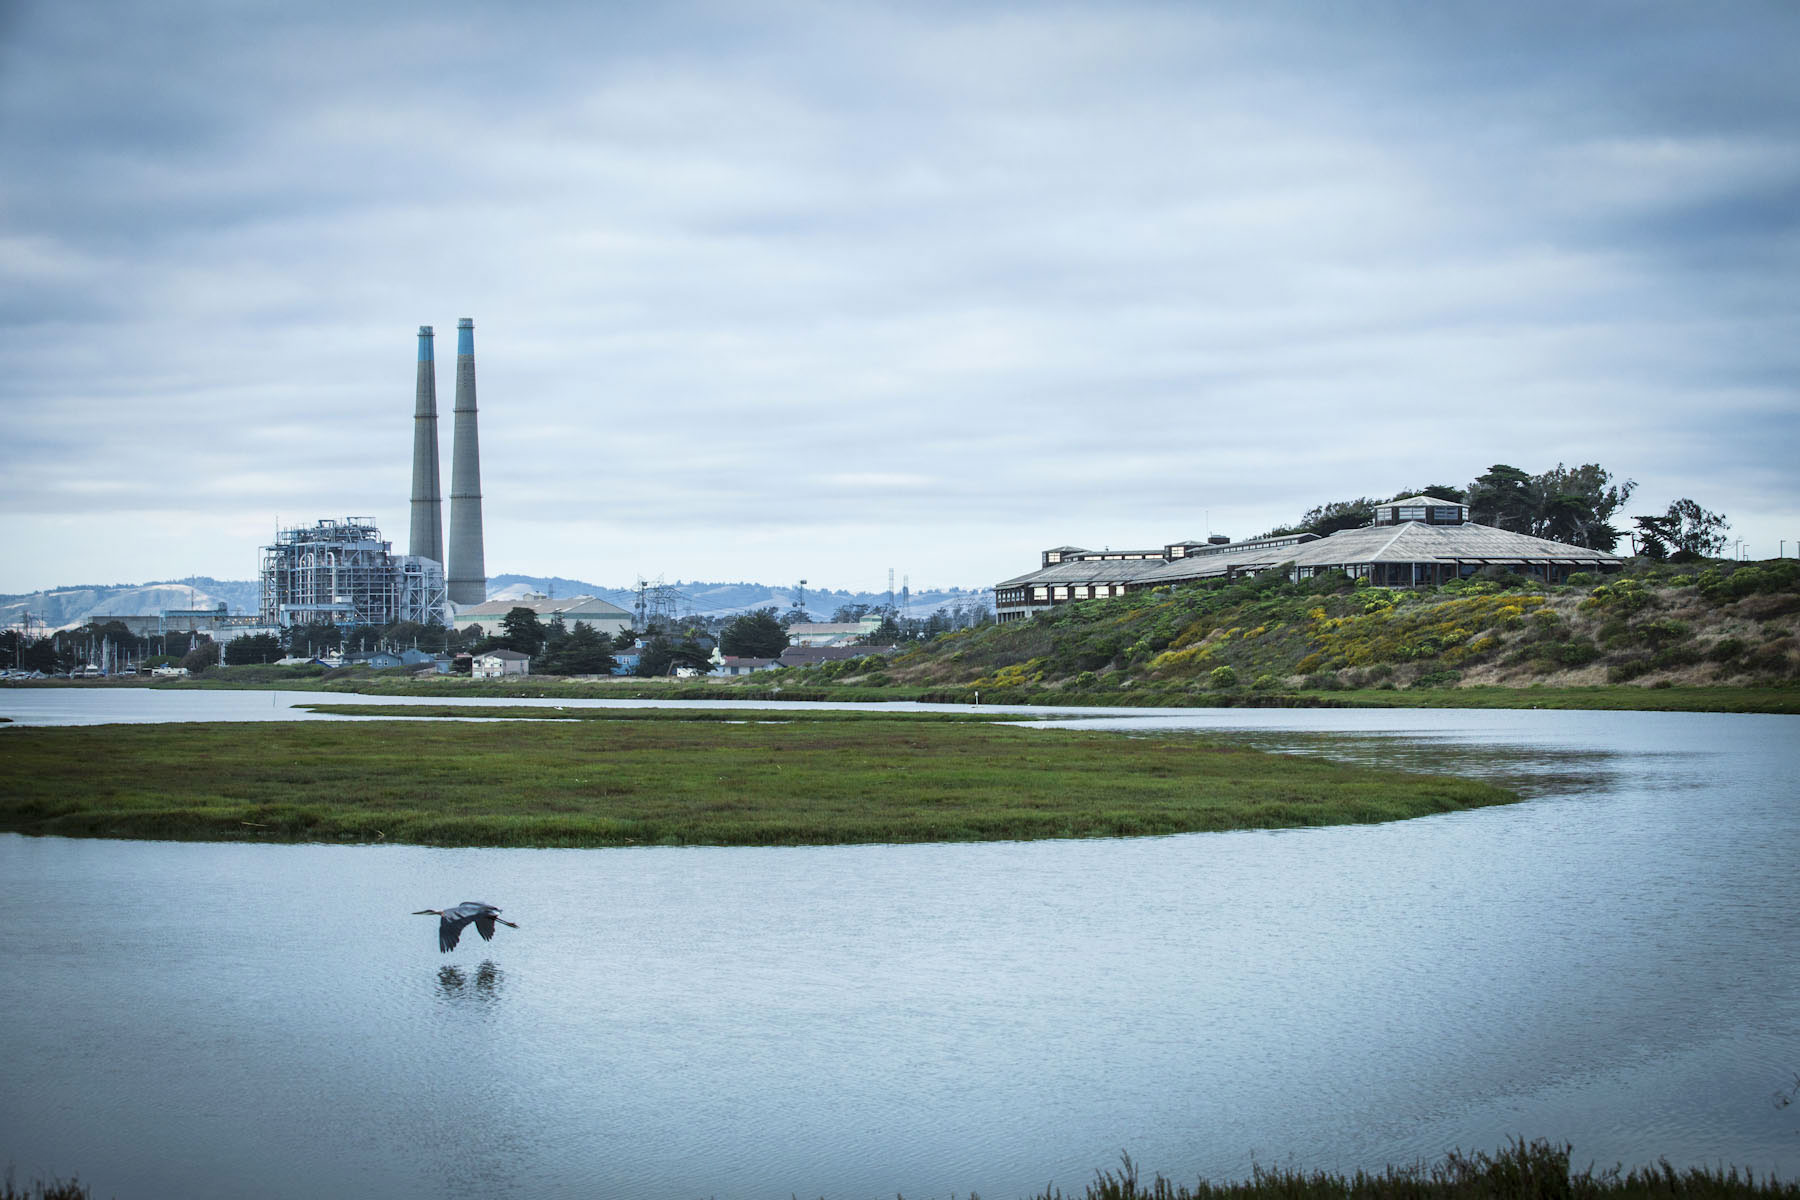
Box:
[408,325,444,566]
[447,317,487,606]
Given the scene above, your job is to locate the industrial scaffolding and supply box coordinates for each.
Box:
[260,518,447,629]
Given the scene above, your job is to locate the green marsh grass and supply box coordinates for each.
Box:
[0,711,1514,847]
[85,670,1800,712]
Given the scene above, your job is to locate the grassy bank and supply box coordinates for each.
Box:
[14,671,1798,713]
[0,711,1514,846]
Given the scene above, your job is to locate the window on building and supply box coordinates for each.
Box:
[1032,586,1048,600]
[1397,506,1426,521]
[1052,586,1068,600]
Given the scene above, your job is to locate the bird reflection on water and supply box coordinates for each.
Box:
[436,960,505,1004]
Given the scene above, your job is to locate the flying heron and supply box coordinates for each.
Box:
[414,901,519,953]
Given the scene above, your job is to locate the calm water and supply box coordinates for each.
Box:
[2,692,1797,1199]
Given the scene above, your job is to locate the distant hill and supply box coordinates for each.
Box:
[0,577,262,632]
[486,574,992,621]
[4,574,991,631]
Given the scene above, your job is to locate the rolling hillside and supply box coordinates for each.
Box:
[857,559,1800,697]
[0,578,259,631]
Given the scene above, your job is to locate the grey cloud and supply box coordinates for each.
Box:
[2,0,1796,590]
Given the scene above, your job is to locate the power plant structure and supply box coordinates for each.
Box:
[259,518,446,629]
[408,316,487,610]
[257,319,487,631]
[446,318,487,607]
[409,326,444,567]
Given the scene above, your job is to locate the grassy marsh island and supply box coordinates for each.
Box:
[0,709,1514,847]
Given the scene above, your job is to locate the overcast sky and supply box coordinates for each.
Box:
[3,0,1796,596]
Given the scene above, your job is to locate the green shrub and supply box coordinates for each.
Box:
[1581,578,1655,615]
[1708,637,1747,662]
[1526,610,1566,641]
[1208,665,1239,689]
[1300,569,1354,594]
[1732,591,1800,619]
[1743,639,1796,676]
[1547,639,1600,667]
[1697,559,1800,603]
[1633,617,1690,649]
[1650,646,1701,670]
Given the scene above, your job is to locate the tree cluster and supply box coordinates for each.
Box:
[1631,499,1730,561]
[475,607,619,675]
[1263,464,1638,552]
[224,633,283,665]
[635,633,713,676]
[1465,463,1635,550]
[719,609,789,659]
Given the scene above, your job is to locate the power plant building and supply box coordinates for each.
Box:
[259,518,446,629]
[449,593,631,640]
[256,319,488,630]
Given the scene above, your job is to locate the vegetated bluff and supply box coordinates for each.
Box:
[823,559,1800,698]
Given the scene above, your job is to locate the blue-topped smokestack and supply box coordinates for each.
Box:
[446,317,486,607]
[408,325,443,567]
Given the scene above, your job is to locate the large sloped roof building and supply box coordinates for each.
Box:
[449,592,632,637]
[994,497,1622,623]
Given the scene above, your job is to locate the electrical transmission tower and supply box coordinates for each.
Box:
[635,576,689,631]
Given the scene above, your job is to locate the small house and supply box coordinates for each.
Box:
[717,655,780,676]
[473,649,531,678]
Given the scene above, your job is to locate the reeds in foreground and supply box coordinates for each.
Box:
[1030,1140,1797,1200]
[1,1171,90,1200]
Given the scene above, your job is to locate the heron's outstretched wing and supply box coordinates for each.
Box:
[439,912,474,953]
[474,913,497,941]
